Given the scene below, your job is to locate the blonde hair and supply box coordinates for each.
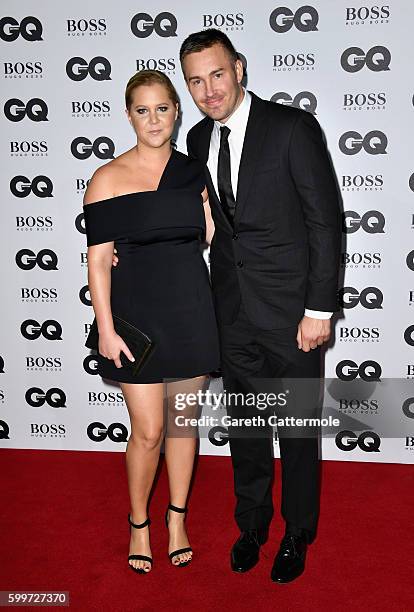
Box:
[125,69,180,110]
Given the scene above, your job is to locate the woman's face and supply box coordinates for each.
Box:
[126,83,178,149]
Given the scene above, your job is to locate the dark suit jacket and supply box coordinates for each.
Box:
[187,92,341,330]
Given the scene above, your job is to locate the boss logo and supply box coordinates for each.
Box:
[0,356,4,373]
[340,46,391,72]
[336,359,382,381]
[76,179,90,192]
[79,285,91,306]
[25,387,66,408]
[4,98,48,122]
[339,327,380,341]
[10,175,53,198]
[71,101,110,116]
[273,53,315,70]
[341,252,381,268]
[21,288,58,302]
[345,6,390,23]
[271,91,317,114]
[336,430,380,452]
[343,92,386,108]
[342,174,383,190]
[339,131,387,155]
[75,212,86,234]
[16,249,58,271]
[402,398,414,419]
[30,423,66,437]
[406,250,414,272]
[10,141,48,156]
[269,6,318,33]
[87,422,128,442]
[404,325,414,347]
[16,216,53,231]
[136,58,176,72]
[88,392,124,404]
[83,355,99,375]
[342,210,385,234]
[80,252,88,265]
[66,56,111,81]
[0,16,43,42]
[338,286,383,309]
[21,319,62,341]
[3,61,43,77]
[26,357,62,371]
[339,399,378,413]
[66,18,107,35]
[202,13,244,29]
[71,136,115,160]
[131,12,177,38]
[208,426,229,446]
[0,420,10,439]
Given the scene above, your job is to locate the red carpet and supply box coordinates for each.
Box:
[0,449,413,611]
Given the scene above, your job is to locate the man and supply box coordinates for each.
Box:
[180,29,341,583]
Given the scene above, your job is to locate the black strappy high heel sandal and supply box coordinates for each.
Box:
[165,503,193,567]
[127,513,153,574]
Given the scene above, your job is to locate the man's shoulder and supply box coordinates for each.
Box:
[251,91,316,126]
[187,115,211,141]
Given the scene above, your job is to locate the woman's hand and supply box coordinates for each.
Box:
[98,330,135,368]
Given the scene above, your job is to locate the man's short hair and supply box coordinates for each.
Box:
[179,28,238,65]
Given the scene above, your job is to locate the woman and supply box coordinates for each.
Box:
[83,70,220,574]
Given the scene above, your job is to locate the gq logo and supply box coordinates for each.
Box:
[404,325,414,347]
[269,6,319,32]
[339,131,387,155]
[10,175,53,198]
[71,136,115,160]
[0,420,10,439]
[25,387,66,408]
[79,285,91,306]
[0,356,4,373]
[336,431,380,452]
[4,98,48,122]
[131,12,177,38]
[75,212,86,234]
[16,249,58,271]
[208,426,229,446]
[271,91,317,114]
[338,286,383,309]
[21,319,62,340]
[66,56,111,81]
[409,173,414,192]
[83,355,99,375]
[406,250,414,272]
[342,210,385,234]
[0,16,43,41]
[340,46,391,72]
[87,422,128,442]
[336,360,382,381]
[402,398,414,419]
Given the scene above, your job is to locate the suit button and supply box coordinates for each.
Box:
[232,233,238,240]
[237,260,243,268]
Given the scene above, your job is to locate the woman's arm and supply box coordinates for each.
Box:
[202,187,215,245]
[84,168,134,368]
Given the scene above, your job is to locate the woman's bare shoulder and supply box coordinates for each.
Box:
[83,150,134,206]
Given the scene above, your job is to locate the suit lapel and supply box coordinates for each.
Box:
[235,92,268,222]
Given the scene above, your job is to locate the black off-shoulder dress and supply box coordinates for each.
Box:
[83,148,220,383]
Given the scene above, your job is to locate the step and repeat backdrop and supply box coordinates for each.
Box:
[1,1,413,462]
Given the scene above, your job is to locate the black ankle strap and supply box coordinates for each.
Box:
[128,513,151,529]
[168,503,188,514]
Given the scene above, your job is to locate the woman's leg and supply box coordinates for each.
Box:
[164,375,208,564]
[121,381,165,572]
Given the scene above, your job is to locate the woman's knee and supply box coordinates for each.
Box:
[130,427,164,450]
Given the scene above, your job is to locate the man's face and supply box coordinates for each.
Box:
[182,43,243,123]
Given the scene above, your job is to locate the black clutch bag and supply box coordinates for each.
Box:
[85,314,155,377]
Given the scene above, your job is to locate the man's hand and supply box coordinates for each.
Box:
[112,248,118,267]
[297,316,331,352]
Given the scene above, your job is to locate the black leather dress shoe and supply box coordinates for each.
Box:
[231,528,268,573]
[270,533,308,583]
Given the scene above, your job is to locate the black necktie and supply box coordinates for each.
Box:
[217,126,236,221]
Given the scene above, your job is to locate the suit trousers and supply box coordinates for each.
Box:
[219,302,322,541]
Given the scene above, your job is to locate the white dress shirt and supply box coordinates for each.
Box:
[207,88,332,320]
